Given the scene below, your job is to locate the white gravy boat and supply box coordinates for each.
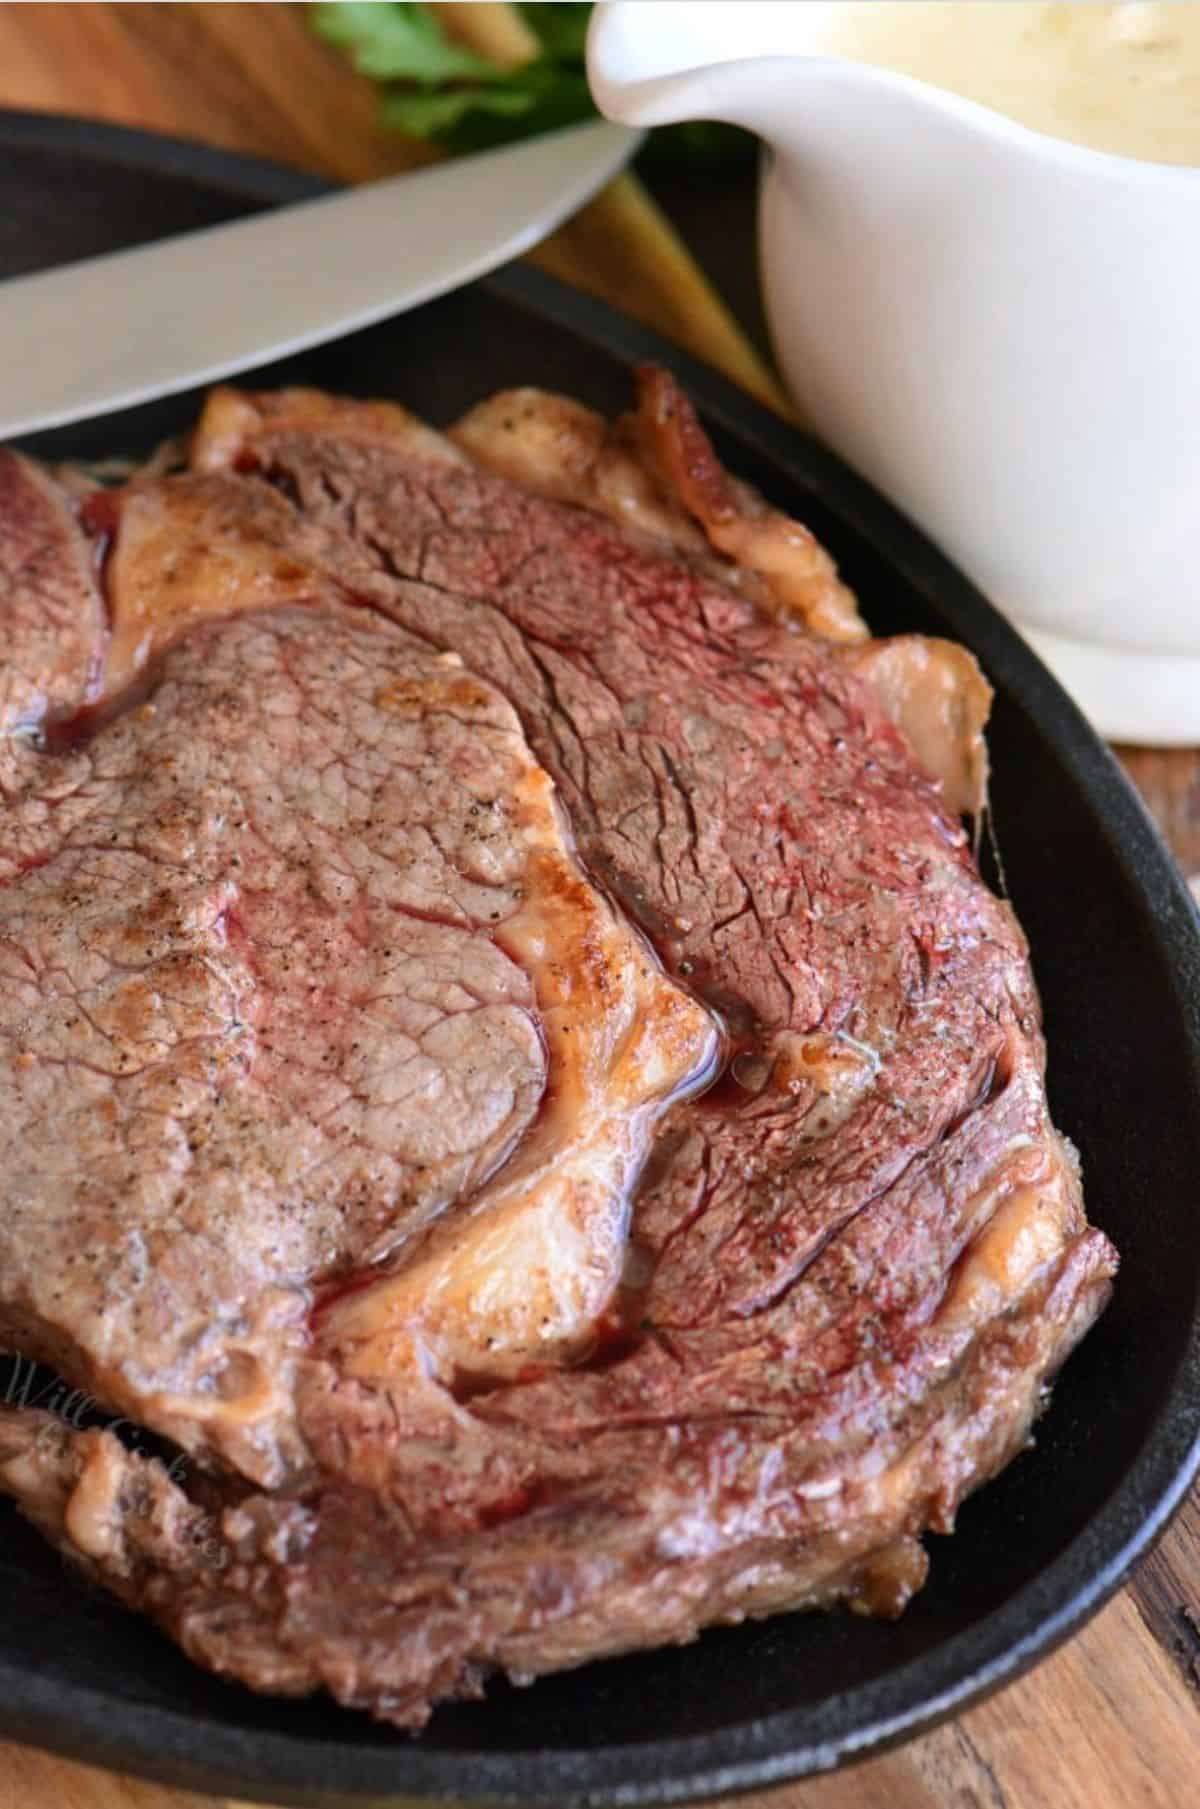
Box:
[588,2,1200,744]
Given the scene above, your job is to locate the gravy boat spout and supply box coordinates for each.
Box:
[587,0,964,138]
[587,1,1200,745]
[588,0,830,134]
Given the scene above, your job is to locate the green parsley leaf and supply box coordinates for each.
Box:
[519,3,591,63]
[382,81,536,141]
[310,1,748,167]
[431,67,595,154]
[311,2,500,86]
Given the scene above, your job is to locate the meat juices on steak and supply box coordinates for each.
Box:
[0,374,1117,1727]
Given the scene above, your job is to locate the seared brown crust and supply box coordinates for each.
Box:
[0,452,105,791]
[630,366,866,642]
[0,374,1116,1728]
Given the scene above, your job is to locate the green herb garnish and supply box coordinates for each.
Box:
[310,2,753,165]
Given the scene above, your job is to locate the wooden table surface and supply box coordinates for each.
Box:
[1,7,1197,1808]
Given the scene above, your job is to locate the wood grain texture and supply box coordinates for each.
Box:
[0,1741,228,1809]
[1114,746,1200,886]
[0,6,1196,1806]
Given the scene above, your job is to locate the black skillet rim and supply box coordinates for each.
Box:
[1,106,1198,1808]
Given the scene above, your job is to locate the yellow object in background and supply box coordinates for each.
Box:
[799,2,1200,165]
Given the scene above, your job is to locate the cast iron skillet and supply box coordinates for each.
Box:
[1,109,1198,1809]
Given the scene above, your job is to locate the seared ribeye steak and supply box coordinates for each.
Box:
[0,373,1116,1727]
[0,457,712,1483]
